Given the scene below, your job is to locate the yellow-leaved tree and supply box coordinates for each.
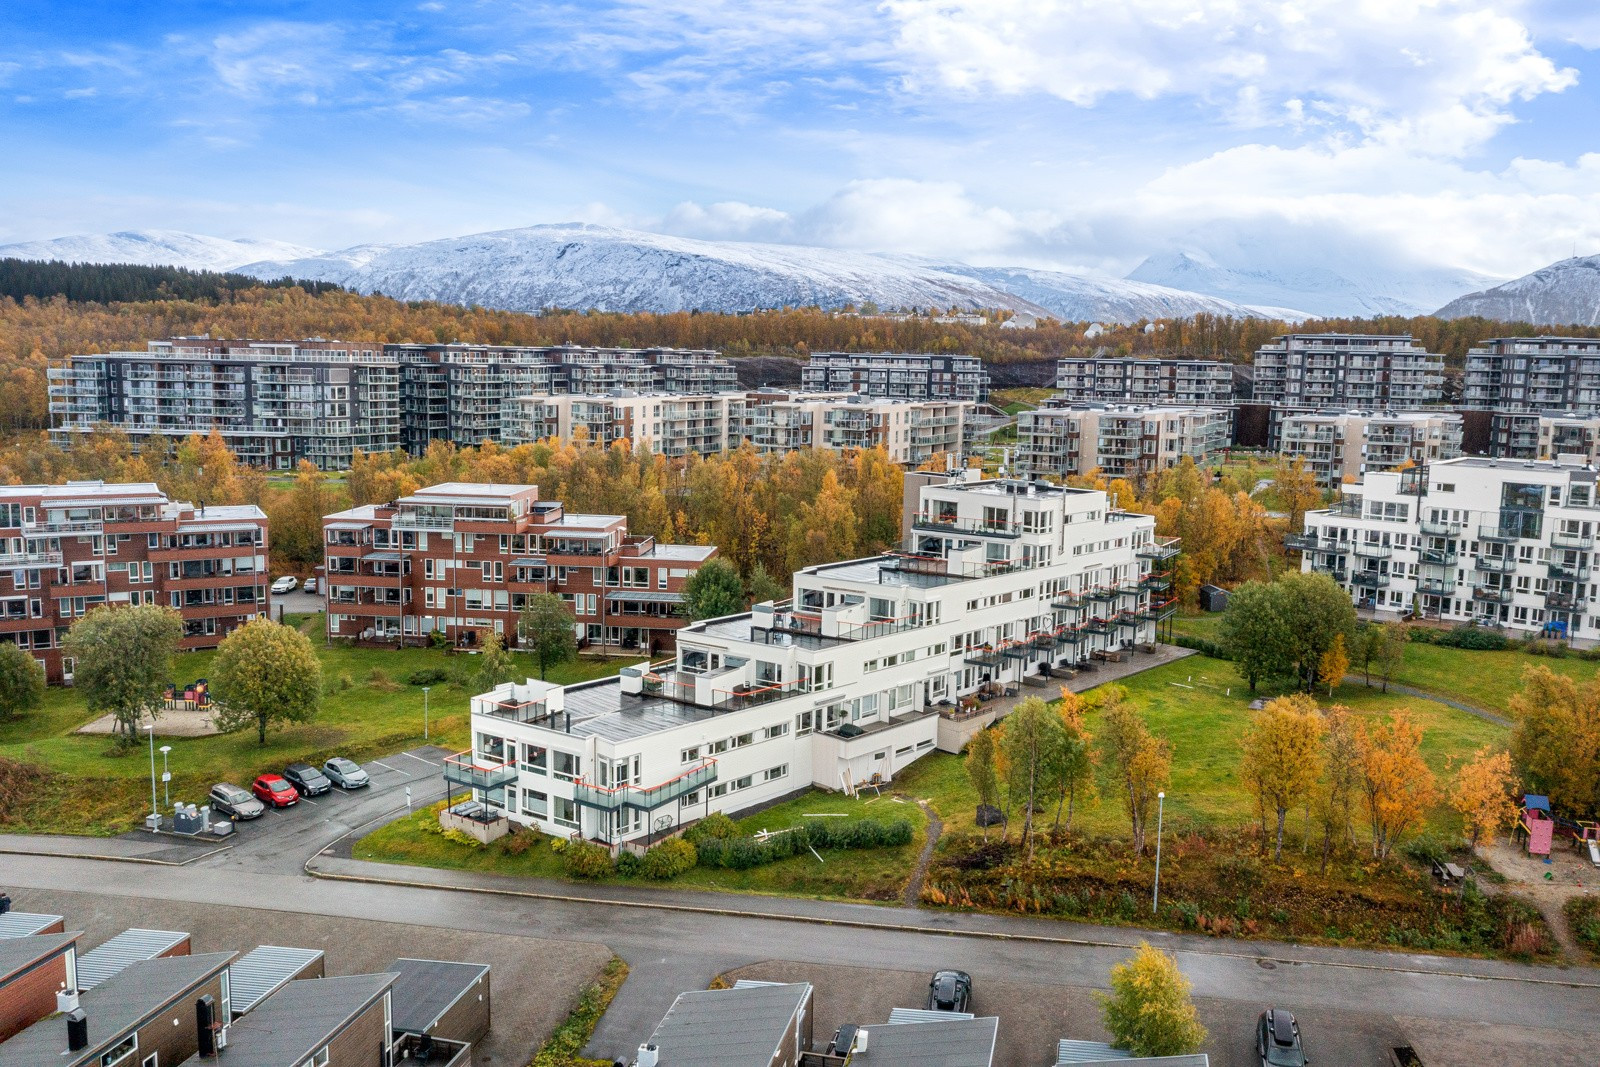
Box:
[1239,693,1327,860]
[1357,710,1438,860]
[1450,748,1519,849]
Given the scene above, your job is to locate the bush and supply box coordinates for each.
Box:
[440,828,484,849]
[1402,835,1450,868]
[499,828,540,857]
[640,837,698,879]
[1433,626,1509,650]
[692,818,914,870]
[1565,895,1600,959]
[407,668,450,686]
[562,840,616,878]
[367,668,402,692]
[684,811,738,843]
[614,850,642,877]
[1172,634,1230,660]
[429,629,450,649]
[327,672,355,693]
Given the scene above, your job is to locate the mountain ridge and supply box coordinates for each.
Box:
[1434,254,1600,326]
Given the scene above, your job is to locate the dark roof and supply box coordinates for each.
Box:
[853,1016,998,1066]
[385,957,491,1035]
[0,952,235,1067]
[0,931,79,982]
[204,973,395,1066]
[647,983,812,1066]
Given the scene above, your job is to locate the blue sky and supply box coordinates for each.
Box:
[3,0,1599,278]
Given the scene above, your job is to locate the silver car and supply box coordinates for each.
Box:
[322,757,370,789]
[209,782,265,820]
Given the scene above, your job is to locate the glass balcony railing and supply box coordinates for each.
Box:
[574,761,717,812]
[443,751,518,792]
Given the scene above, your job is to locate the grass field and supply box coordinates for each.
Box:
[990,387,1053,413]
[0,614,641,835]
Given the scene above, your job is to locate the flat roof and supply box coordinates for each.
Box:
[0,952,235,1067]
[0,931,79,982]
[0,480,162,501]
[385,957,491,1035]
[77,928,190,989]
[0,911,64,938]
[404,482,535,501]
[643,544,718,561]
[646,983,811,1066]
[209,973,395,1066]
[1435,456,1597,474]
[554,677,722,743]
[853,1016,999,1066]
[228,945,325,1016]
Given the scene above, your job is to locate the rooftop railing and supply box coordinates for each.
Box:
[574,760,717,812]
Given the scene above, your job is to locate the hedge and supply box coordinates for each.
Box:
[1173,634,1231,660]
[693,817,915,870]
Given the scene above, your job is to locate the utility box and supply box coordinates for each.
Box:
[1199,584,1229,612]
[174,804,205,836]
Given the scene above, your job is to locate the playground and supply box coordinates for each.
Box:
[1490,794,1600,956]
[74,678,224,737]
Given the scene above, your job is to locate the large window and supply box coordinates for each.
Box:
[552,752,581,782]
[100,1037,138,1067]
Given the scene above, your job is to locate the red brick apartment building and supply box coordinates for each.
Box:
[0,482,271,682]
[322,483,714,653]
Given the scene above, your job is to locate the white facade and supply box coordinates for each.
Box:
[1489,412,1600,463]
[1278,411,1464,487]
[1054,358,1234,405]
[456,473,1177,845]
[503,392,743,458]
[1293,455,1600,639]
[1016,403,1232,481]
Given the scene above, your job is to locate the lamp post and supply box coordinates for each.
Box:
[1152,790,1166,914]
[422,687,431,741]
[159,745,173,808]
[146,723,159,831]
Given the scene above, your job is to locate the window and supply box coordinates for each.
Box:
[734,775,754,790]
[764,764,788,782]
[763,723,789,740]
[520,745,547,774]
[304,1047,330,1067]
[100,1036,138,1067]
[795,710,815,736]
[141,1055,157,1067]
[553,797,578,827]
[552,752,581,782]
[681,746,701,763]
[733,732,754,748]
[522,790,548,817]
[709,739,729,755]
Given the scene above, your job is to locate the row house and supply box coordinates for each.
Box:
[801,352,991,404]
[1489,412,1600,463]
[322,483,714,654]
[1054,358,1234,405]
[451,472,1177,847]
[1015,404,1232,482]
[1464,336,1600,414]
[1252,334,1445,411]
[0,482,269,682]
[1277,411,1464,487]
[1290,456,1600,641]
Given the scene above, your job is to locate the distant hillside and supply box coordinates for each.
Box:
[1435,254,1600,325]
[0,258,343,305]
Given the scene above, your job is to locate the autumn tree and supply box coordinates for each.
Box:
[1508,664,1600,818]
[745,563,786,606]
[0,641,45,721]
[210,617,323,745]
[1450,748,1519,849]
[1097,692,1172,854]
[1276,458,1324,533]
[1376,622,1409,693]
[518,593,577,680]
[1002,697,1069,859]
[1318,633,1349,695]
[1313,707,1362,872]
[965,727,1002,840]
[1357,709,1438,860]
[269,460,345,568]
[476,628,517,691]
[681,558,747,621]
[1238,694,1326,860]
[1049,690,1096,834]
[1279,572,1358,692]
[63,604,184,741]
[786,469,858,571]
[1098,942,1208,1057]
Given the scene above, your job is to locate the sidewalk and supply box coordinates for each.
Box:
[0,832,229,865]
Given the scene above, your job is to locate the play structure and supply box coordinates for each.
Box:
[1517,793,1600,866]
[163,678,211,712]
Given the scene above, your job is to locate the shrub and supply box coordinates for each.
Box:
[640,837,698,879]
[407,668,450,686]
[500,828,540,856]
[562,840,615,879]
[367,668,402,692]
[1407,626,1438,644]
[685,811,738,843]
[1433,626,1509,650]
[1402,835,1450,868]
[1172,634,1230,660]
[1564,895,1600,959]
[429,629,450,649]
[441,828,484,849]
[614,850,642,877]
[328,672,355,693]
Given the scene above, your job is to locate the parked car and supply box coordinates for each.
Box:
[927,969,973,1013]
[209,783,265,820]
[302,576,318,594]
[270,576,297,595]
[283,762,332,797]
[1257,1008,1308,1067]
[323,757,370,789]
[251,773,300,808]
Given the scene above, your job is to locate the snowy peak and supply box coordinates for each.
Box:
[0,229,325,274]
[922,262,1272,322]
[1434,255,1600,326]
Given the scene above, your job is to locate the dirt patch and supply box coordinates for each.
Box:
[903,798,943,908]
[75,706,222,737]
[1479,837,1600,961]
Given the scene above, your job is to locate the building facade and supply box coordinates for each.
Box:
[1489,412,1600,462]
[1016,404,1232,481]
[503,392,743,458]
[0,482,269,682]
[51,339,740,468]
[322,483,714,653]
[1252,334,1445,409]
[1278,411,1465,487]
[1464,336,1600,413]
[1290,456,1600,640]
[1054,358,1234,405]
[452,472,1177,846]
[801,352,991,403]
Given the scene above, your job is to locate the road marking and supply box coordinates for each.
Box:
[369,760,407,775]
[400,751,439,767]
[297,796,319,806]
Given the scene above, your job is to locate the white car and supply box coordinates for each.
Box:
[302,577,318,594]
[270,576,297,595]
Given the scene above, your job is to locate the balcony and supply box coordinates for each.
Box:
[443,751,518,792]
[1051,592,1084,610]
[1551,529,1595,550]
[1351,571,1390,589]
[1136,539,1180,562]
[1417,548,1458,567]
[0,549,62,568]
[1284,532,1320,552]
[574,760,717,812]
[1478,524,1519,543]
[1420,518,1463,537]
[1471,586,1513,604]
[1353,542,1392,560]
[911,514,1022,539]
[1545,590,1582,611]
[1548,562,1591,581]
[1416,578,1456,596]
[1474,555,1516,573]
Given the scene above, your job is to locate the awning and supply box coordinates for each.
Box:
[510,557,548,567]
[325,520,372,531]
[176,521,262,535]
[604,591,685,604]
[363,551,404,562]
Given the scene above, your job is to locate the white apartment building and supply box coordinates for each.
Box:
[1055,358,1234,405]
[1490,412,1600,463]
[1464,337,1600,413]
[801,352,990,403]
[503,392,742,458]
[1292,456,1600,640]
[1278,411,1464,487]
[1016,404,1232,482]
[449,473,1178,846]
[1252,334,1445,409]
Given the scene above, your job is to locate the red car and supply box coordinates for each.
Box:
[251,773,300,808]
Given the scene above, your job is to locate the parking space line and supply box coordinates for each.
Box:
[400,752,439,767]
[297,796,319,806]
[368,759,405,774]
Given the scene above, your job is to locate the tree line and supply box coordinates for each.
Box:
[0,258,342,306]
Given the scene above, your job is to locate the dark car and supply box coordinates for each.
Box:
[283,762,332,797]
[927,969,972,1013]
[208,782,265,821]
[323,757,370,789]
[251,773,299,808]
[1257,1008,1308,1067]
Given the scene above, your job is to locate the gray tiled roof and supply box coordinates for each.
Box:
[646,983,811,1066]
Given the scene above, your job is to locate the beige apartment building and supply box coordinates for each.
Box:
[1489,412,1600,463]
[1016,403,1232,481]
[1278,411,1465,487]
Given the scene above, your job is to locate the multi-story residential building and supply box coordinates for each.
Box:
[1054,358,1234,405]
[322,482,714,653]
[503,392,744,458]
[51,339,740,467]
[1489,412,1600,463]
[1278,411,1464,487]
[1290,456,1600,640]
[0,481,269,682]
[801,352,990,403]
[1015,404,1232,481]
[1252,334,1445,410]
[450,472,1178,846]
[1463,336,1600,413]
[739,392,968,464]
[48,338,402,469]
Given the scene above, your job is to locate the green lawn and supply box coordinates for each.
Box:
[0,616,640,835]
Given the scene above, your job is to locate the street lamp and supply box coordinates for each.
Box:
[422,687,431,741]
[1152,790,1166,914]
[145,723,159,831]
[159,745,173,808]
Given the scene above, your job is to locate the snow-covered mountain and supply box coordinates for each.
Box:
[1434,255,1600,326]
[0,229,324,274]
[911,262,1272,322]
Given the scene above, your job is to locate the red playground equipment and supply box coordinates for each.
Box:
[1520,794,1554,856]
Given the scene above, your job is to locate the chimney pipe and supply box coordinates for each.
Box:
[66,1009,88,1052]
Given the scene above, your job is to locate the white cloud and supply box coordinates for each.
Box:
[660,200,793,241]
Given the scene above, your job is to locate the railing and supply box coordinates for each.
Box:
[1416,578,1456,596]
[1548,562,1591,581]
[1051,592,1083,610]
[1284,533,1320,552]
[24,519,105,534]
[444,751,518,792]
[1478,524,1519,542]
[1136,539,1180,561]
[911,514,1022,539]
[1475,555,1516,573]
[0,550,62,567]
[1471,586,1513,604]
[1353,542,1392,559]
[574,760,717,811]
[1351,572,1390,588]
[392,513,456,531]
[485,698,551,724]
[1551,530,1595,550]
[1417,549,1457,567]
[1545,590,1582,611]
